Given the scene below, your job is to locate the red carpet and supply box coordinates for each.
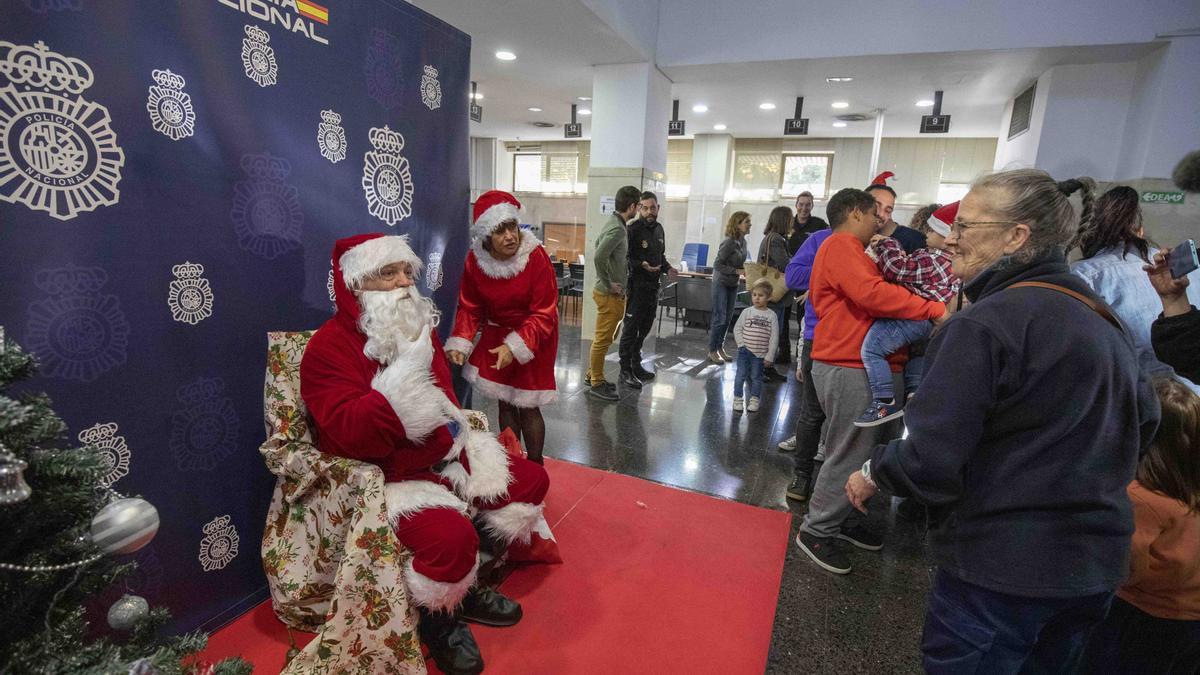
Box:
[203,459,791,673]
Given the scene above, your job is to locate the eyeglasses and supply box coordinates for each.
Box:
[950,220,1018,237]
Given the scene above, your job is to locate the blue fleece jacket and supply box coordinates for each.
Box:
[785,228,832,341]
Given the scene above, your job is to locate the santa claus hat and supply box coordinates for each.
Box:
[870,171,895,186]
[927,201,959,237]
[337,233,422,289]
[472,190,522,242]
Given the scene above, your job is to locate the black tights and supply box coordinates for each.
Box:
[497,402,546,464]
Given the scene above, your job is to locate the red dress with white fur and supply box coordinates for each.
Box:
[447,233,559,408]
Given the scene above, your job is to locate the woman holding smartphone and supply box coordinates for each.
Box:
[1071,185,1200,388]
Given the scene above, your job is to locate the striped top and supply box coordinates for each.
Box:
[733,306,779,361]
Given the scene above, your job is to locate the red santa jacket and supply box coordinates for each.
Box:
[300,236,463,482]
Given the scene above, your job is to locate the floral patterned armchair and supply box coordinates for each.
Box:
[259,330,489,674]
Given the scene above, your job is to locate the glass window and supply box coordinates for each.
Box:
[541,153,577,193]
[513,154,541,193]
[666,140,692,199]
[936,182,971,204]
[780,153,832,199]
[729,150,781,201]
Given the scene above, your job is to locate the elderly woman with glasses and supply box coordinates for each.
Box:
[844,169,1161,673]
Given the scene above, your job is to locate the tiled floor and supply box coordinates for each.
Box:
[469,310,933,674]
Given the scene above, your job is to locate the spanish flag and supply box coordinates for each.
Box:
[296,0,328,25]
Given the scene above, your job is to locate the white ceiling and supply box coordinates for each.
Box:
[408,1,1161,142]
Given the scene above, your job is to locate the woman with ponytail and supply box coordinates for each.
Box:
[1072,185,1200,388]
[845,169,1160,673]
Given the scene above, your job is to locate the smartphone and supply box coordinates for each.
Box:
[1168,239,1199,279]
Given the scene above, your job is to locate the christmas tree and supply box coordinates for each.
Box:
[0,330,251,674]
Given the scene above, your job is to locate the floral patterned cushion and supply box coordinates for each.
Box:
[259,330,487,674]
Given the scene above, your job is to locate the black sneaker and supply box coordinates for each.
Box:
[785,473,812,501]
[587,382,619,401]
[836,525,883,551]
[633,365,656,381]
[458,586,522,627]
[618,369,643,389]
[763,368,787,383]
[796,531,851,575]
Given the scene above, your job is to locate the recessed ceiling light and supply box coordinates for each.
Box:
[831,101,849,109]
[578,96,591,101]
[578,108,592,116]
[832,121,848,128]
[826,77,854,83]
[692,104,708,113]
[916,99,934,107]
[758,102,776,110]
[495,50,517,61]
[527,107,542,112]
[713,123,727,130]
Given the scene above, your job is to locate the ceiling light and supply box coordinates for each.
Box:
[832,121,848,128]
[692,104,708,113]
[469,93,483,100]
[758,102,776,110]
[826,77,854,83]
[831,101,849,109]
[495,50,517,61]
[578,108,592,116]
[527,107,542,112]
[713,123,727,130]
[578,96,591,101]
[916,99,934,107]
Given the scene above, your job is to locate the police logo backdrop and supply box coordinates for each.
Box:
[0,0,471,634]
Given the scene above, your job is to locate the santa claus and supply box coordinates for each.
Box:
[445,191,559,464]
[300,233,549,675]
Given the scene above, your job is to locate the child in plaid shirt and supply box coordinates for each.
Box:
[855,202,961,427]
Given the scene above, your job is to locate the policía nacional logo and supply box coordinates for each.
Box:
[316,109,346,163]
[0,40,125,221]
[25,265,130,381]
[426,250,443,291]
[170,377,240,472]
[362,125,413,226]
[420,65,442,111]
[364,28,404,110]
[167,261,214,325]
[198,514,240,572]
[231,152,303,259]
[146,69,196,141]
[78,422,130,488]
[240,24,278,87]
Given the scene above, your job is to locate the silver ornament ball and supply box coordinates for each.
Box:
[91,498,160,555]
[107,593,149,631]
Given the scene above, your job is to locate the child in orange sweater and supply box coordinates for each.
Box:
[1082,377,1200,673]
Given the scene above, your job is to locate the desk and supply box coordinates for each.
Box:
[675,271,712,279]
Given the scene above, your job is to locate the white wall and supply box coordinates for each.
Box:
[993,69,1051,171]
[1032,62,1137,181]
[1116,36,1200,180]
[653,0,1200,66]
[578,0,660,63]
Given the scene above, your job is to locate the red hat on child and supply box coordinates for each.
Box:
[927,201,959,237]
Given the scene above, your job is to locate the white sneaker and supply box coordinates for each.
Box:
[778,435,797,451]
[733,396,744,412]
[747,396,760,412]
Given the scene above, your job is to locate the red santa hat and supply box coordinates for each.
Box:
[472,190,522,242]
[870,171,895,186]
[337,233,422,290]
[927,201,959,237]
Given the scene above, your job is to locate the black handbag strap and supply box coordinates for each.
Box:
[1009,281,1123,334]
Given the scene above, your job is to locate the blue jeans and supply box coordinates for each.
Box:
[861,318,931,401]
[922,570,1113,675]
[733,347,764,398]
[708,283,738,352]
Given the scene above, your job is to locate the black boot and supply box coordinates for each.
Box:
[619,368,643,388]
[786,472,812,501]
[459,586,523,626]
[418,608,483,675]
[633,364,656,381]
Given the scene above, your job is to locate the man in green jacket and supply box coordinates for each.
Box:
[587,185,641,400]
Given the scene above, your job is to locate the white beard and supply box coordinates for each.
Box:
[358,286,440,365]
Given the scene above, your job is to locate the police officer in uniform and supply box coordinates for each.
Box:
[618,191,676,388]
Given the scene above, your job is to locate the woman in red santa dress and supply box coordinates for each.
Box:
[446,190,559,464]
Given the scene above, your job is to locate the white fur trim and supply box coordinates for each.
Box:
[438,430,513,503]
[370,329,459,443]
[503,331,535,365]
[384,480,469,527]
[444,336,475,359]
[479,501,545,546]
[403,555,479,612]
[463,363,560,408]
[927,214,951,237]
[338,235,422,289]
[471,203,521,243]
[470,232,541,280]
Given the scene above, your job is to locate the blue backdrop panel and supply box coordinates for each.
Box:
[0,0,470,633]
